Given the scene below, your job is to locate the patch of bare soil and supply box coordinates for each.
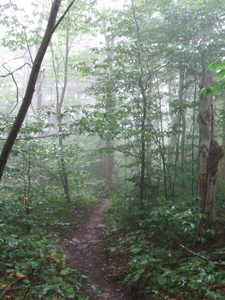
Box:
[63,200,133,300]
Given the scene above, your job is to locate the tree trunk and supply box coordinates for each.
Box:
[131,0,147,208]
[170,68,186,196]
[218,98,225,180]
[198,54,223,224]
[139,83,147,208]
[157,81,168,200]
[0,0,76,181]
[52,28,71,204]
[170,68,185,146]
[58,137,71,204]
[191,65,198,195]
[105,140,113,194]
[103,26,114,195]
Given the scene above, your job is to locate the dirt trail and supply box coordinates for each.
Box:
[64,200,133,300]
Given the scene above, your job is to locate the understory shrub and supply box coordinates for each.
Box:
[0,198,89,299]
[105,197,225,298]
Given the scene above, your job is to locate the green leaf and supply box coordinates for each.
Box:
[91,285,101,294]
[60,269,70,275]
[130,247,142,253]
[206,60,225,71]
[162,270,172,277]
[22,279,30,284]
[157,276,167,286]
[42,285,53,295]
[217,69,225,78]
[200,87,212,96]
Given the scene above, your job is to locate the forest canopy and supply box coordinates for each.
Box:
[1,0,225,299]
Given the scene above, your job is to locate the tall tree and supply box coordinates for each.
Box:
[131,0,148,207]
[103,21,114,195]
[198,55,223,224]
[51,27,71,204]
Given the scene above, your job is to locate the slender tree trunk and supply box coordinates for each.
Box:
[36,7,45,116]
[170,68,185,197]
[103,27,114,195]
[218,98,225,180]
[58,135,71,204]
[131,0,148,207]
[191,64,198,195]
[170,69,185,145]
[105,140,113,193]
[139,84,147,207]
[157,87,168,200]
[198,54,223,224]
[52,29,71,204]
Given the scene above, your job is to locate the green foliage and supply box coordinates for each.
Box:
[199,60,225,96]
[0,108,102,299]
[0,198,90,299]
[1,0,225,298]
[105,196,225,298]
[0,2,42,51]
[0,104,104,206]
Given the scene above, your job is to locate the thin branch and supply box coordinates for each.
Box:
[180,244,211,263]
[23,26,34,64]
[0,132,69,141]
[0,63,32,78]
[0,277,23,299]
[2,62,27,113]
[180,244,225,267]
[9,73,20,114]
[53,0,77,34]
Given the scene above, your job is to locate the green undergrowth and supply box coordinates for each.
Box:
[103,196,225,299]
[0,197,97,300]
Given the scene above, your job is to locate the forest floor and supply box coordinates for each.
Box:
[62,200,134,300]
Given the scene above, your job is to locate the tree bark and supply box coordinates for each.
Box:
[218,98,225,180]
[191,64,198,195]
[198,54,223,224]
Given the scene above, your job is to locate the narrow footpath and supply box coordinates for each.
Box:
[63,200,134,300]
